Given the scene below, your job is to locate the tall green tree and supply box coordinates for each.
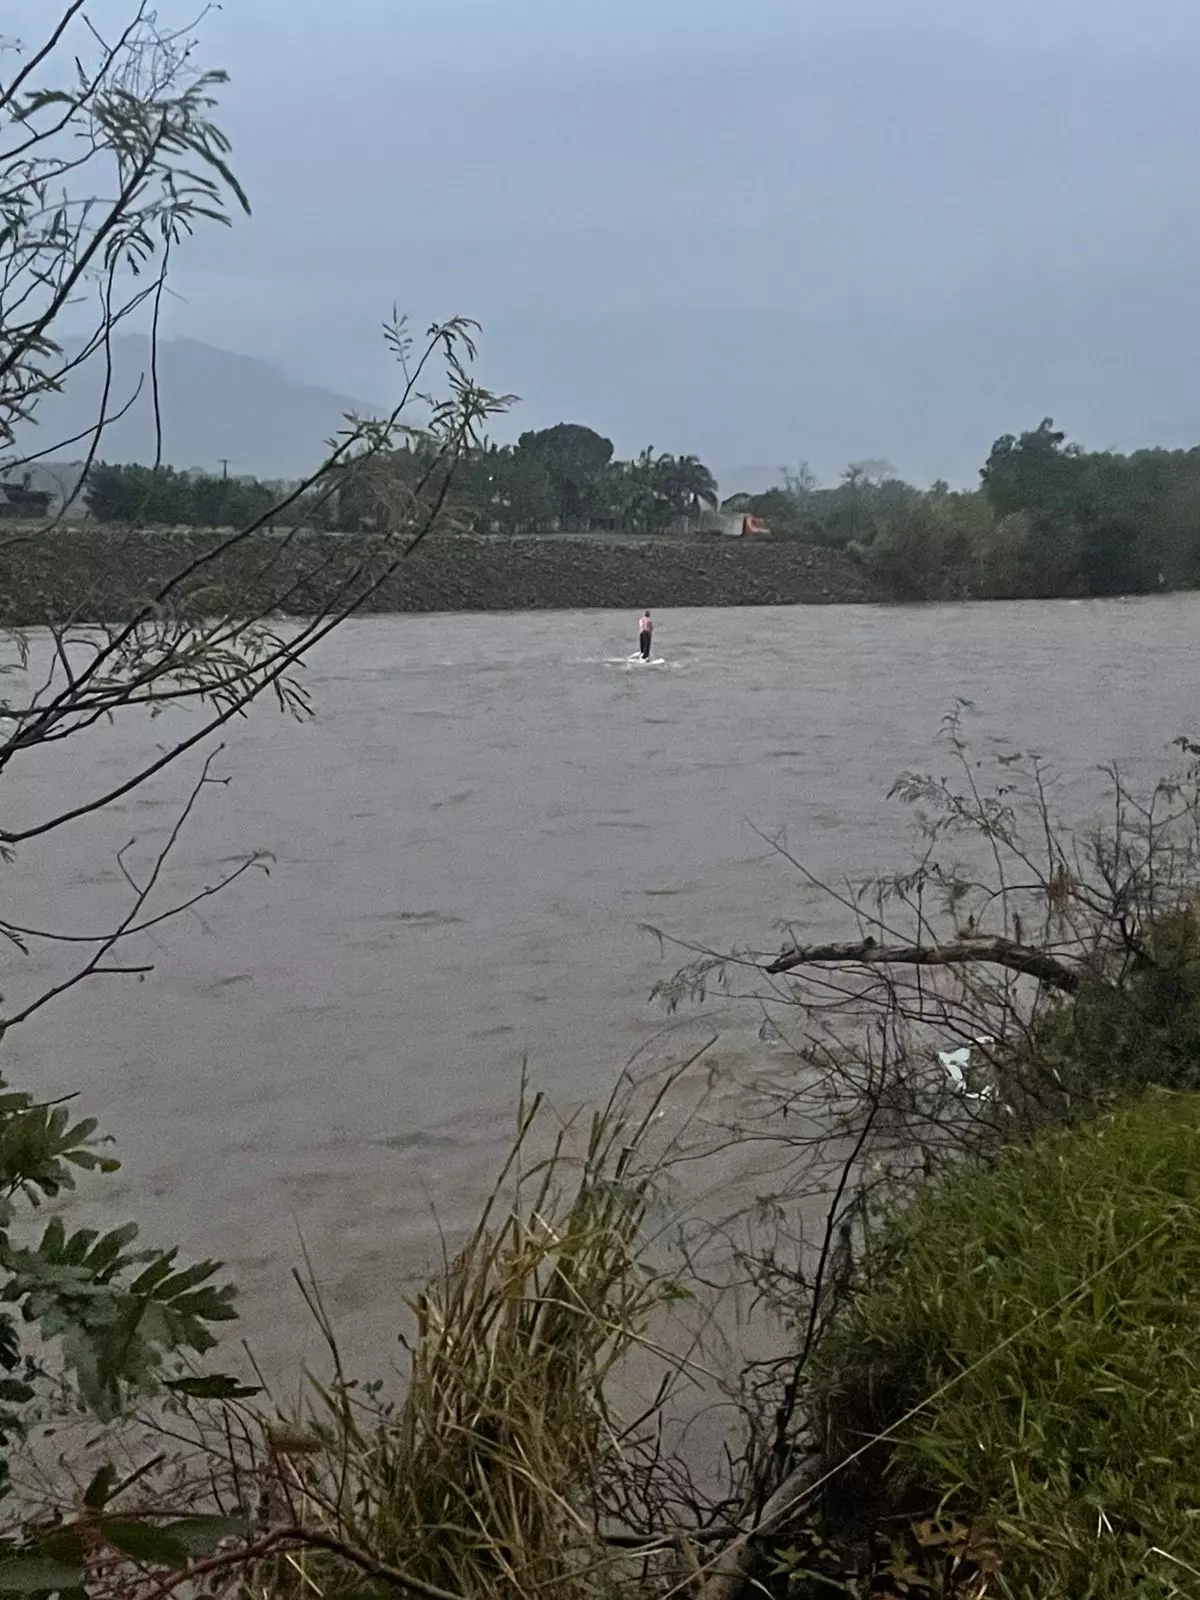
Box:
[626,447,668,532]
[488,445,556,533]
[188,470,236,527]
[84,463,193,524]
[980,418,1084,520]
[515,423,614,529]
[658,453,719,517]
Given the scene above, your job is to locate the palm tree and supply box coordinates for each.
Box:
[625,447,664,533]
[670,454,719,514]
[619,449,720,530]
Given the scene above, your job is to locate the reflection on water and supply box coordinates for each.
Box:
[1,597,1198,1373]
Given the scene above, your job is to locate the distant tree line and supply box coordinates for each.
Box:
[737,422,1200,600]
[84,417,1200,600]
[332,425,725,537]
[83,462,307,529]
[83,426,721,537]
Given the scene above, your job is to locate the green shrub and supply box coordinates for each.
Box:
[998,908,1200,1135]
[806,1091,1200,1597]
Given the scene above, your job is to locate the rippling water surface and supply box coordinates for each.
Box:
[3,598,1197,1371]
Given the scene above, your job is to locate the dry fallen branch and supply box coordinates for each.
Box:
[765,936,1083,994]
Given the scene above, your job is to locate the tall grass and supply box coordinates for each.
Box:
[249,1076,692,1600]
[806,1089,1200,1597]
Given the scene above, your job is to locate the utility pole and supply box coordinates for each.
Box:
[218,458,229,480]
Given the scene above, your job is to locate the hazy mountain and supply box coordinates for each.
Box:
[12,335,881,502]
[19,336,379,480]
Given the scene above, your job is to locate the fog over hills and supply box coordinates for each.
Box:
[19,336,378,482]
[14,335,779,497]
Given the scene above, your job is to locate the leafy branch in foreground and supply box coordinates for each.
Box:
[0,1076,239,1481]
[1,6,511,855]
[1,1,250,485]
[0,306,508,852]
[0,1073,711,1599]
[0,7,512,1593]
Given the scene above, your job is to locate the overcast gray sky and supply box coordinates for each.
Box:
[24,0,1200,485]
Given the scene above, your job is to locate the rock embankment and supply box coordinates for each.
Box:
[0,529,879,624]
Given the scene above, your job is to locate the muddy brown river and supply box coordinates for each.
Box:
[1,598,1196,1378]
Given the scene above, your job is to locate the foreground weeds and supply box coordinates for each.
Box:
[259,1077,694,1600]
[805,1090,1200,1599]
[12,1073,708,1599]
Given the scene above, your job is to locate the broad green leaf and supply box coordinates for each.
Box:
[37,1221,65,1260]
[129,1253,177,1297]
[83,1463,117,1509]
[58,1230,98,1268]
[101,1519,190,1569]
[0,1556,85,1594]
[63,1152,120,1174]
[151,1259,223,1301]
[164,1374,260,1400]
[32,1530,85,1569]
[85,1226,138,1273]
[159,1516,247,1556]
[59,1119,98,1151]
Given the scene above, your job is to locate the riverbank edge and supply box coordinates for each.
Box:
[0,529,879,623]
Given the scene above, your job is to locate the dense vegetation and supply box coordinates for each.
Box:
[81,461,288,530]
[81,425,722,538]
[740,419,1200,599]
[653,727,1200,1596]
[81,416,1200,602]
[806,1091,1200,1598]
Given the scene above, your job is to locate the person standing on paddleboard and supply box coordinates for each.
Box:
[638,610,653,660]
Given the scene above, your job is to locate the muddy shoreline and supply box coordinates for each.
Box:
[0,529,879,623]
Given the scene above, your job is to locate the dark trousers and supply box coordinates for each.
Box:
[639,633,651,659]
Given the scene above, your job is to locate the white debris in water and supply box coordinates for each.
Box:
[936,1036,997,1100]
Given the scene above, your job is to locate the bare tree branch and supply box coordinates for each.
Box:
[765,935,1084,993]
